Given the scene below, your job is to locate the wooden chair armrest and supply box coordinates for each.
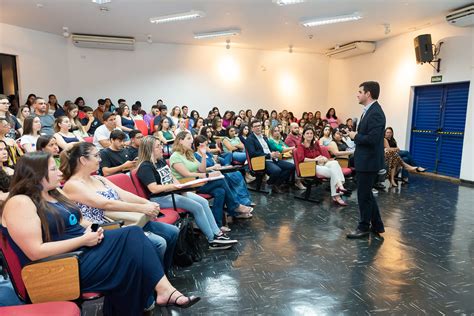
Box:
[250,156,266,171]
[335,157,349,168]
[22,252,82,303]
[178,177,205,188]
[299,161,316,177]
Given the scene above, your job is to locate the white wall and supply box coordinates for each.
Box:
[327,23,474,181]
[0,22,329,117]
[0,23,69,102]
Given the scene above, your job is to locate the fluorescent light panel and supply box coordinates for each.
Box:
[194,29,241,39]
[92,0,111,4]
[273,0,305,5]
[150,10,205,24]
[301,13,362,27]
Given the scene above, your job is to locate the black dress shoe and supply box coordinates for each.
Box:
[346,229,370,239]
[370,227,385,240]
[271,185,284,194]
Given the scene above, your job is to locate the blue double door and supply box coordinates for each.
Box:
[410,82,470,178]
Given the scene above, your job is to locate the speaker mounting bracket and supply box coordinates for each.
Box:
[428,59,441,73]
[429,41,443,73]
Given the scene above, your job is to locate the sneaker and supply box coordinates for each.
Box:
[295,181,306,190]
[245,173,256,183]
[372,188,379,195]
[208,243,233,250]
[213,234,238,244]
[263,174,270,181]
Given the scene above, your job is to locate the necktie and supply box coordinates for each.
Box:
[360,108,367,121]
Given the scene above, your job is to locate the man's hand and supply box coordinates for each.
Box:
[121,160,137,171]
[270,151,280,159]
[348,131,357,140]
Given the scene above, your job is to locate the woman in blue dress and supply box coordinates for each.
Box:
[0,152,200,315]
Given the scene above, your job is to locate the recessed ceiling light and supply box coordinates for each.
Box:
[194,29,241,40]
[92,0,111,4]
[273,0,305,6]
[150,10,205,24]
[300,12,362,27]
[99,6,109,12]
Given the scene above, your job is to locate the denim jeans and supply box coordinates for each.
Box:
[142,221,179,272]
[265,159,295,186]
[399,150,416,178]
[151,192,220,242]
[231,151,247,163]
[197,179,239,227]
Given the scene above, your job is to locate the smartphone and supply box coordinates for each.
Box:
[91,223,99,232]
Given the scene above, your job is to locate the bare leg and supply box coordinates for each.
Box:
[156,276,190,306]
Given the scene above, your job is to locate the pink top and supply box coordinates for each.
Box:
[327,117,339,129]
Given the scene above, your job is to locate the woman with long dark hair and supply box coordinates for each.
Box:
[19,116,41,152]
[0,140,13,201]
[325,107,339,129]
[1,152,200,314]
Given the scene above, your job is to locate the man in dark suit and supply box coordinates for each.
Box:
[246,119,295,193]
[347,81,386,239]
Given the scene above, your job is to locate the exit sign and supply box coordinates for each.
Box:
[431,75,442,83]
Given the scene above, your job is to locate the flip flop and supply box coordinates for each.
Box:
[157,290,201,309]
[416,167,426,172]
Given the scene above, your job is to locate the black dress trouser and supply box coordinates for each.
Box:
[356,171,385,232]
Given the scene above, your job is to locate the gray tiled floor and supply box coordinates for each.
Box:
[163,175,474,315]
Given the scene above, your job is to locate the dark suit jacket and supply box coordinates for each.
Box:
[354,101,386,172]
[246,132,272,159]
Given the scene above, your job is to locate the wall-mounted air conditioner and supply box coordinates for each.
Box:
[71,34,135,51]
[325,41,376,59]
[446,4,474,27]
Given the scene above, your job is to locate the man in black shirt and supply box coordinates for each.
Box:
[99,130,136,176]
[81,106,102,136]
[153,104,174,131]
[126,129,143,161]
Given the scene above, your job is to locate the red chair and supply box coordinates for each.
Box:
[134,120,149,136]
[83,136,93,143]
[0,228,102,305]
[0,301,80,316]
[106,173,179,224]
[292,150,323,203]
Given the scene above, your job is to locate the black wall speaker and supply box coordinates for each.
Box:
[414,34,433,64]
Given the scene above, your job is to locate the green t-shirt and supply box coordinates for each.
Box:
[169,151,200,179]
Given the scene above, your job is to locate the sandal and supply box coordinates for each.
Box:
[235,212,253,219]
[157,289,201,309]
[415,167,426,172]
[236,206,253,214]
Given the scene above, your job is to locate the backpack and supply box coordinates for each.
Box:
[173,215,202,267]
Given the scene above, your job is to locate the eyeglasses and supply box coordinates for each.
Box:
[252,124,262,128]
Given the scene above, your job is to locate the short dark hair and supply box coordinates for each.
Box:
[83,106,93,112]
[110,129,126,140]
[360,81,380,99]
[131,103,140,111]
[129,129,142,139]
[181,105,188,110]
[117,98,126,104]
[250,119,261,127]
[151,105,159,110]
[158,104,167,111]
[102,111,115,121]
[97,99,106,105]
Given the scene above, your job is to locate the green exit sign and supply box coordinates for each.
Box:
[431,75,442,83]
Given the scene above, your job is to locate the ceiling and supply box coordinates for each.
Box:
[0,0,471,53]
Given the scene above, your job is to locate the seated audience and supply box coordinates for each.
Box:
[326,107,340,129]
[153,104,174,131]
[24,93,36,109]
[284,122,302,148]
[200,126,222,156]
[326,129,354,159]
[295,127,348,206]
[60,142,179,273]
[222,126,247,163]
[384,127,425,186]
[170,131,253,227]
[143,104,159,130]
[19,116,41,152]
[33,96,55,136]
[189,110,200,128]
[131,102,144,120]
[93,111,117,150]
[246,120,294,194]
[81,106,102,136]
[270,110,279,128]
[0,140,13,201]
[233,115,243,132]
[36,135,60,167]
[116,104,136,135]
[53,116,83,151]
[319,125,333,147]
[155,117,175,143]
[126,129,143,161]
[212,117,226,137]
[313,111,323,127]
[92,99,106,123]
[47,94,60,116]
[170,106,181,126]
[174,117,188,135]
[53,100,70,118]
[191,117,204,137]
[0,118,23,168]
[222,111,233,129]
[99,130,136,176]
[238,124,250,144]
[135,135,237,249]
[16,105,30,129]
[1,152,200,314]
[0,94,22,138]
[66,104,89,138]
[194,135,254,208]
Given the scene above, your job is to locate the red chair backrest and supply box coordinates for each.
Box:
[0,228,28,302]
[130,169,148,199]
[83,136,93,143]
[135,120,149,136]
[106,173,139,195]
[292,149,302,177]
